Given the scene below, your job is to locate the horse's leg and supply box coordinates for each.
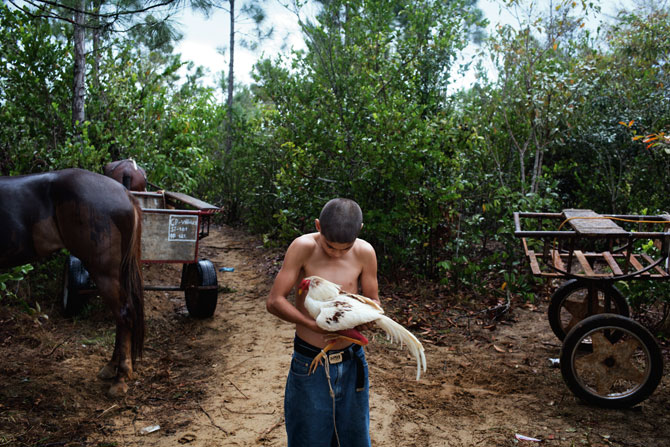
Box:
[94,274,134,397]
[97,332,120,380]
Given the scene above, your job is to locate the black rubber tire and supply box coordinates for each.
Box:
[560,313,663,409]
[62,255,91,317]
[182,259,218,318]
[548,279,629,341]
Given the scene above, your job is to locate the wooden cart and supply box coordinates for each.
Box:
[514,209,670,408]
[63,190,221,318]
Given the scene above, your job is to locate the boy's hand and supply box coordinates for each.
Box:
[308,319,330,335]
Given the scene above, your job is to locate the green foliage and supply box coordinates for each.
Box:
[208,106,278,227]
[0,3,71,175]
[0,262,48,323]
[1,253,67,319]
[0,2,219,191]
[548,8,670,214]
[470,0,602,197]
[249,0,482,274]
[617,279,670,317]
[0,264,34,301]
[83,42,219,191]
[450,2,670,305]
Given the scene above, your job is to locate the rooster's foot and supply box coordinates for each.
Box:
[308,351,327,375]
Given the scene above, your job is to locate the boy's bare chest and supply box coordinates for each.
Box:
[303,253,361,293]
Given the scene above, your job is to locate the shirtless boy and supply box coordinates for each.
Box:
[267,198,379,447]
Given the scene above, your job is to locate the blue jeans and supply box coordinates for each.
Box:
[285,337,370,447]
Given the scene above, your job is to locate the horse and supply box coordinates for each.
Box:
[103,158,147,191]
[0,168,144,396]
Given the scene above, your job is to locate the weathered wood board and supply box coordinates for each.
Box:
[133,192,165,210]
[164,191,218,211]
[562,209,628,236]
[141,211,200,261]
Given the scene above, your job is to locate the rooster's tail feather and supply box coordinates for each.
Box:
[375,315,427,380]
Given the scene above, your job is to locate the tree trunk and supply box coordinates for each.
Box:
[91,0,101,90]
[225,0,235,154]
[72,0,86,128]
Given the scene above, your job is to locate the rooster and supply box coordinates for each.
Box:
[298,275,427,380]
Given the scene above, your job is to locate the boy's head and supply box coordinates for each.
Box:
[316,198,363,244]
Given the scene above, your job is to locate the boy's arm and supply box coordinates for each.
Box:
[359,241,379,304]
[266,238,325,333]
[356,241,380,334]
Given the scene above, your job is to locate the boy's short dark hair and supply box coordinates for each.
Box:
[318,198,363,243]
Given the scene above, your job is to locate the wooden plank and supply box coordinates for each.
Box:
[574,250,595,276]
[562,209,627,236]
[164,191,219,211]
[132,192,165,209]
[566,237,575,273]
[551,250,565,271]
[602,251,624,276]
[629,255,651,276]
[641,253,669,277]
[527,251,542,275]
[521,237,529,257]
[140,211,199,262]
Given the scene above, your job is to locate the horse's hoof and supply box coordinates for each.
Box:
[108,381,128,397]
[98,364,117,380]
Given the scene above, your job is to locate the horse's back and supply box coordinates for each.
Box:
[50,169,138,269]
[0,168,136,268]
[53,168,134,214]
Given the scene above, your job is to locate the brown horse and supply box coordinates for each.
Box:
[103,158,147,191]
[0,168,144,396]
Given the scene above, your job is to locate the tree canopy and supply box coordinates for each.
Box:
[2,0,670,307]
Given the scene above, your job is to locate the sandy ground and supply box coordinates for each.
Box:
[1,224,670,447]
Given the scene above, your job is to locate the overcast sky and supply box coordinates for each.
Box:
[173,0,509,91]
[173,1,313,90]
[173,0,631,95]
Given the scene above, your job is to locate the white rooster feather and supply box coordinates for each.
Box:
[298,275,427,380]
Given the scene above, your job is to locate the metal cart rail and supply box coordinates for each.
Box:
[514,209,670,408]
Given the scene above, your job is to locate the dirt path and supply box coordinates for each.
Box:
[1,224,670,446]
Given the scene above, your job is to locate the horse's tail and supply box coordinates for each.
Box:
[121,194,144,362]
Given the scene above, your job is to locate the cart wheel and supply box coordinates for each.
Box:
[548,279,629,341]
[182,260,218,318]
[560,313,663,409]
[62,255,91,316]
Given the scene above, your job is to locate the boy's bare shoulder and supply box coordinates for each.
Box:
[286,232,319,256]
[353,238,376,258]
[354,237,374,250]
[292,232,319,247]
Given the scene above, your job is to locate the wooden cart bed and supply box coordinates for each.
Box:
[515,210,670,281]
